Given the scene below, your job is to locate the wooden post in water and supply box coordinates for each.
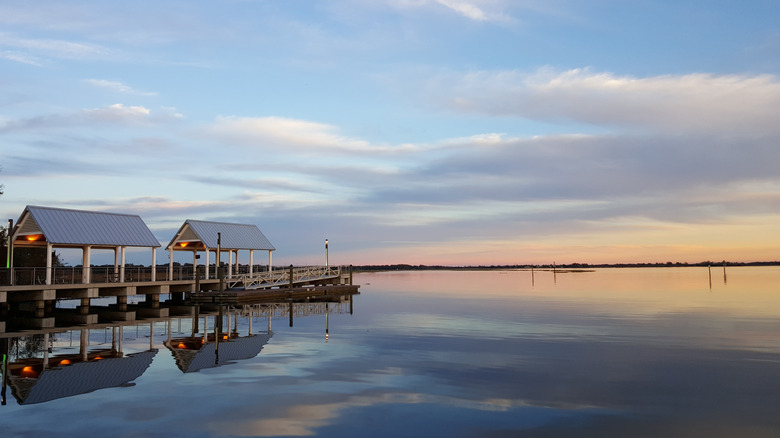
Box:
[723,261,727,284]
[289,264,294,288]
[708,264,712,289]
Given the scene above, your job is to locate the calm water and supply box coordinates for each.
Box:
[3,267,780,437]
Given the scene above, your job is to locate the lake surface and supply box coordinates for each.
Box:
[3,267,780,437]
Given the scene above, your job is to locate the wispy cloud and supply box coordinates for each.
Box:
[386,0,511,22]
[208,116,418,155]
[84,79,157,96]
[434,68,780,134]
[0,49,43,66]
[0,31,111,63]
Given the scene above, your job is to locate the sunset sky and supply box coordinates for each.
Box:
[2,1,780,266]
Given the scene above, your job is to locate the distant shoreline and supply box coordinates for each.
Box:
[352,261,780,272]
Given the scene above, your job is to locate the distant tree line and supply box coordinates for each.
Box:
[352,261,780,272]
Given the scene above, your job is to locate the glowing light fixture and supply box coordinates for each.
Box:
[180,242,189,248]
[25,234,43,242]
[177,342,187,349]
[20,366,38,378]
[59,359,72,366]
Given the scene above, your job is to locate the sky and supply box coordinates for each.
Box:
[2,0,780,266]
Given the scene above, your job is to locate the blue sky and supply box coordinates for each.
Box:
[2,0,780,266]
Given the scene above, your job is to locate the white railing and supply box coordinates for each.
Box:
[225,265,342,290]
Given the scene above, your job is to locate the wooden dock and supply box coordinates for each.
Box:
[193,284,360,304]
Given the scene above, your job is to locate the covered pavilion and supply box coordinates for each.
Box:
[9,205,161,285]
[165,219,275,280]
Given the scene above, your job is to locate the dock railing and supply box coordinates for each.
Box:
[0,265,334,287]
[225,265,343,290]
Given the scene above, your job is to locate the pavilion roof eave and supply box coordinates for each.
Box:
[13,206,161,248]
[166,219,275,252]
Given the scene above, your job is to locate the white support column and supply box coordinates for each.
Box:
[249,250,254,274]
[152,247,158,281]
[205,249,211,279]
[120,246,126,283]
[228,250,233,276]
[268,250,273,273]
[113,247,119,280]
[46,242,53,285]
[168,248,173,281]
[82,246,91,284]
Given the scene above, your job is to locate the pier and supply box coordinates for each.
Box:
[1,205,359,332]
[0,264,355,328]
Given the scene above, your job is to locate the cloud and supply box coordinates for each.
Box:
[436,0,487,20]
[209,116,418,155]
[84,79,158,96]
[0,31,111,62]
[84,103,151,122]
[435,68,780,135]
[0,49,43,65]
[386,0,511,22]
[0,104,184,133]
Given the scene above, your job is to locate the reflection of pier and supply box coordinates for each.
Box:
[1,290,358,405]
[1,327,157,405]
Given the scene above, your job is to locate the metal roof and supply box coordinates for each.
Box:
[16,205,161,247]
[165,334,272,373]
[10,350,157,405]
[167,219,275,251]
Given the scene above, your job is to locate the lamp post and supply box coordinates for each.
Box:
[325,238,329,268]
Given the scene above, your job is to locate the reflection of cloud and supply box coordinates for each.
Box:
[208,391,556,437]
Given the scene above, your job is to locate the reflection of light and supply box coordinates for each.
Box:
[21,366,38,378]
[59,359,71,366]
[177,342,187,349]
[25,234,43,241]
[93,356,103,361]
[222,335,228,340]
[201,338,205,344]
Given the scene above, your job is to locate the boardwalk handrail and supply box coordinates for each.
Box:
[225,265,342,290]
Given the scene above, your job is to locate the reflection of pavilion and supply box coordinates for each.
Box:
[164,333,272,373]
[0,292,358,406]
[164,305,273,373]
[4,347,156,405]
